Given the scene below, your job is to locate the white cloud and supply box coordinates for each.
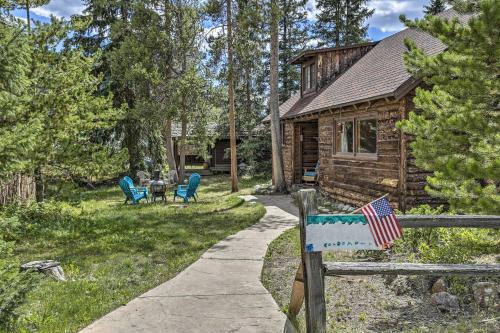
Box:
[306,0,426,33]
[31,0,85,18]
[367,0,426,32]
[306,0,317,21]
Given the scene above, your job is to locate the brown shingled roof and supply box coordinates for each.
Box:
[277,9,473,120]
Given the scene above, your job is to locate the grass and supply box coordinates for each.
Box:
[1,175,268,333]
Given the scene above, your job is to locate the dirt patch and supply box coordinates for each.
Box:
[262,227,499,333]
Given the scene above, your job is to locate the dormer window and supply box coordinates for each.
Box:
[302,61,316,94]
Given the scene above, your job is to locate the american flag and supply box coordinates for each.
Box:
[361,197,403,249]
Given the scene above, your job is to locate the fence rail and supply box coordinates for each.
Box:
[292,189,500,333]
[324,262,500,276]
[396,215,500,228]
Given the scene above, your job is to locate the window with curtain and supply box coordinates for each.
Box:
[303,63,315,92]
[335,120,354,153]
[334,117,377,156]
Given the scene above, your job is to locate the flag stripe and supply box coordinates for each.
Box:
[383,216,397,240]
[391,214,403,237]
[387,214,401,238]
[366,204,388,245]
[362,207,381,247]
[363,206,384,246]
[361,206,381,246]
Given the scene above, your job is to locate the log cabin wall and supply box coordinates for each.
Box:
[316,44,375,90]
[280,94,443,211]
[318,98,404,209]
[282,120,294,186]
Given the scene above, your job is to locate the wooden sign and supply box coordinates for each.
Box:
[305,214,379,252]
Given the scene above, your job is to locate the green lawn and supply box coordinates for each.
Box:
[1,176,267,333]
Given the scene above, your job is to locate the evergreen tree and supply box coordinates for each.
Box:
[399,0,499,214]
[424,0,447,15]
[0,12,34,179]
[279,0,308,102]
[28,18,121,200]
[72,1,143,179]
[313,0,374,47]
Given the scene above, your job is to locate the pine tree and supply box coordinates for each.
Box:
[399,0,499,214]
[0,13,34,179]
[314,0,374,47]
[27,18,120,200]
[279,0,308,102]
[424,0,447,15]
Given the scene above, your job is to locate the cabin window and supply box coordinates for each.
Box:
[335,120,354,153]
[357,118,377,154]
[303,62,315,93]
[334,116,378,157]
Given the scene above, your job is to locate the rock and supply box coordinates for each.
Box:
[472,282,498,308]
[384,274,397,285]
[21,260,66,281]
[431,278,447,294]
[390,276,412,296]
[318,207,330,214]
[431,292,460,312]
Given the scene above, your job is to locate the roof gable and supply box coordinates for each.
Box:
[275,9,473,120]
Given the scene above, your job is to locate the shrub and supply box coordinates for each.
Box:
[0,201,86,329]
[0,260,40,330]
[393,205,499,264]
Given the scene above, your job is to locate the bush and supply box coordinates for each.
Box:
[0,260,40,330]
[393,205,500,264]
[0,201,87,329]
[0,200,88,236]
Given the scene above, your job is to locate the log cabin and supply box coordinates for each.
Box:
[171,123,242,173]
[268,9,472,211]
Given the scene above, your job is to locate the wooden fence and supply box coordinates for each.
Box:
[0,174,35,205]
[291,189,500,333]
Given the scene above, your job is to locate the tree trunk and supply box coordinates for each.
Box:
[26,0,30,35]
[164,118,179,183]
[270,0,287,193]
[282,2,289,101]
[125,120,142,181]
[178,117,187,183]
[226,0,239,193]
[335,1,341,47]
[34,165,44,202]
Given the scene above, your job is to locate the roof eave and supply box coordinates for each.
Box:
[281,92,399,120]
[289,42,379,65]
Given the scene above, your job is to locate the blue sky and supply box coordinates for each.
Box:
[13,0,429,42]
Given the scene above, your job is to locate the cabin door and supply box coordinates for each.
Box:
[294,121,319,183]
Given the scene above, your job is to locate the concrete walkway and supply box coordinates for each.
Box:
[80,195,298,333]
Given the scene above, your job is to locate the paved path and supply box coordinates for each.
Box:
[80,195,299,333]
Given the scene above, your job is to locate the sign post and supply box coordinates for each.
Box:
[297,189,326,333]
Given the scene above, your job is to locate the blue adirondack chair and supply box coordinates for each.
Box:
[174,173,200,203]
[119,176,149,204]
[302,161,320,184]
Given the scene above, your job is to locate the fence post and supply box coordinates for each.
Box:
[297,189,326,333]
